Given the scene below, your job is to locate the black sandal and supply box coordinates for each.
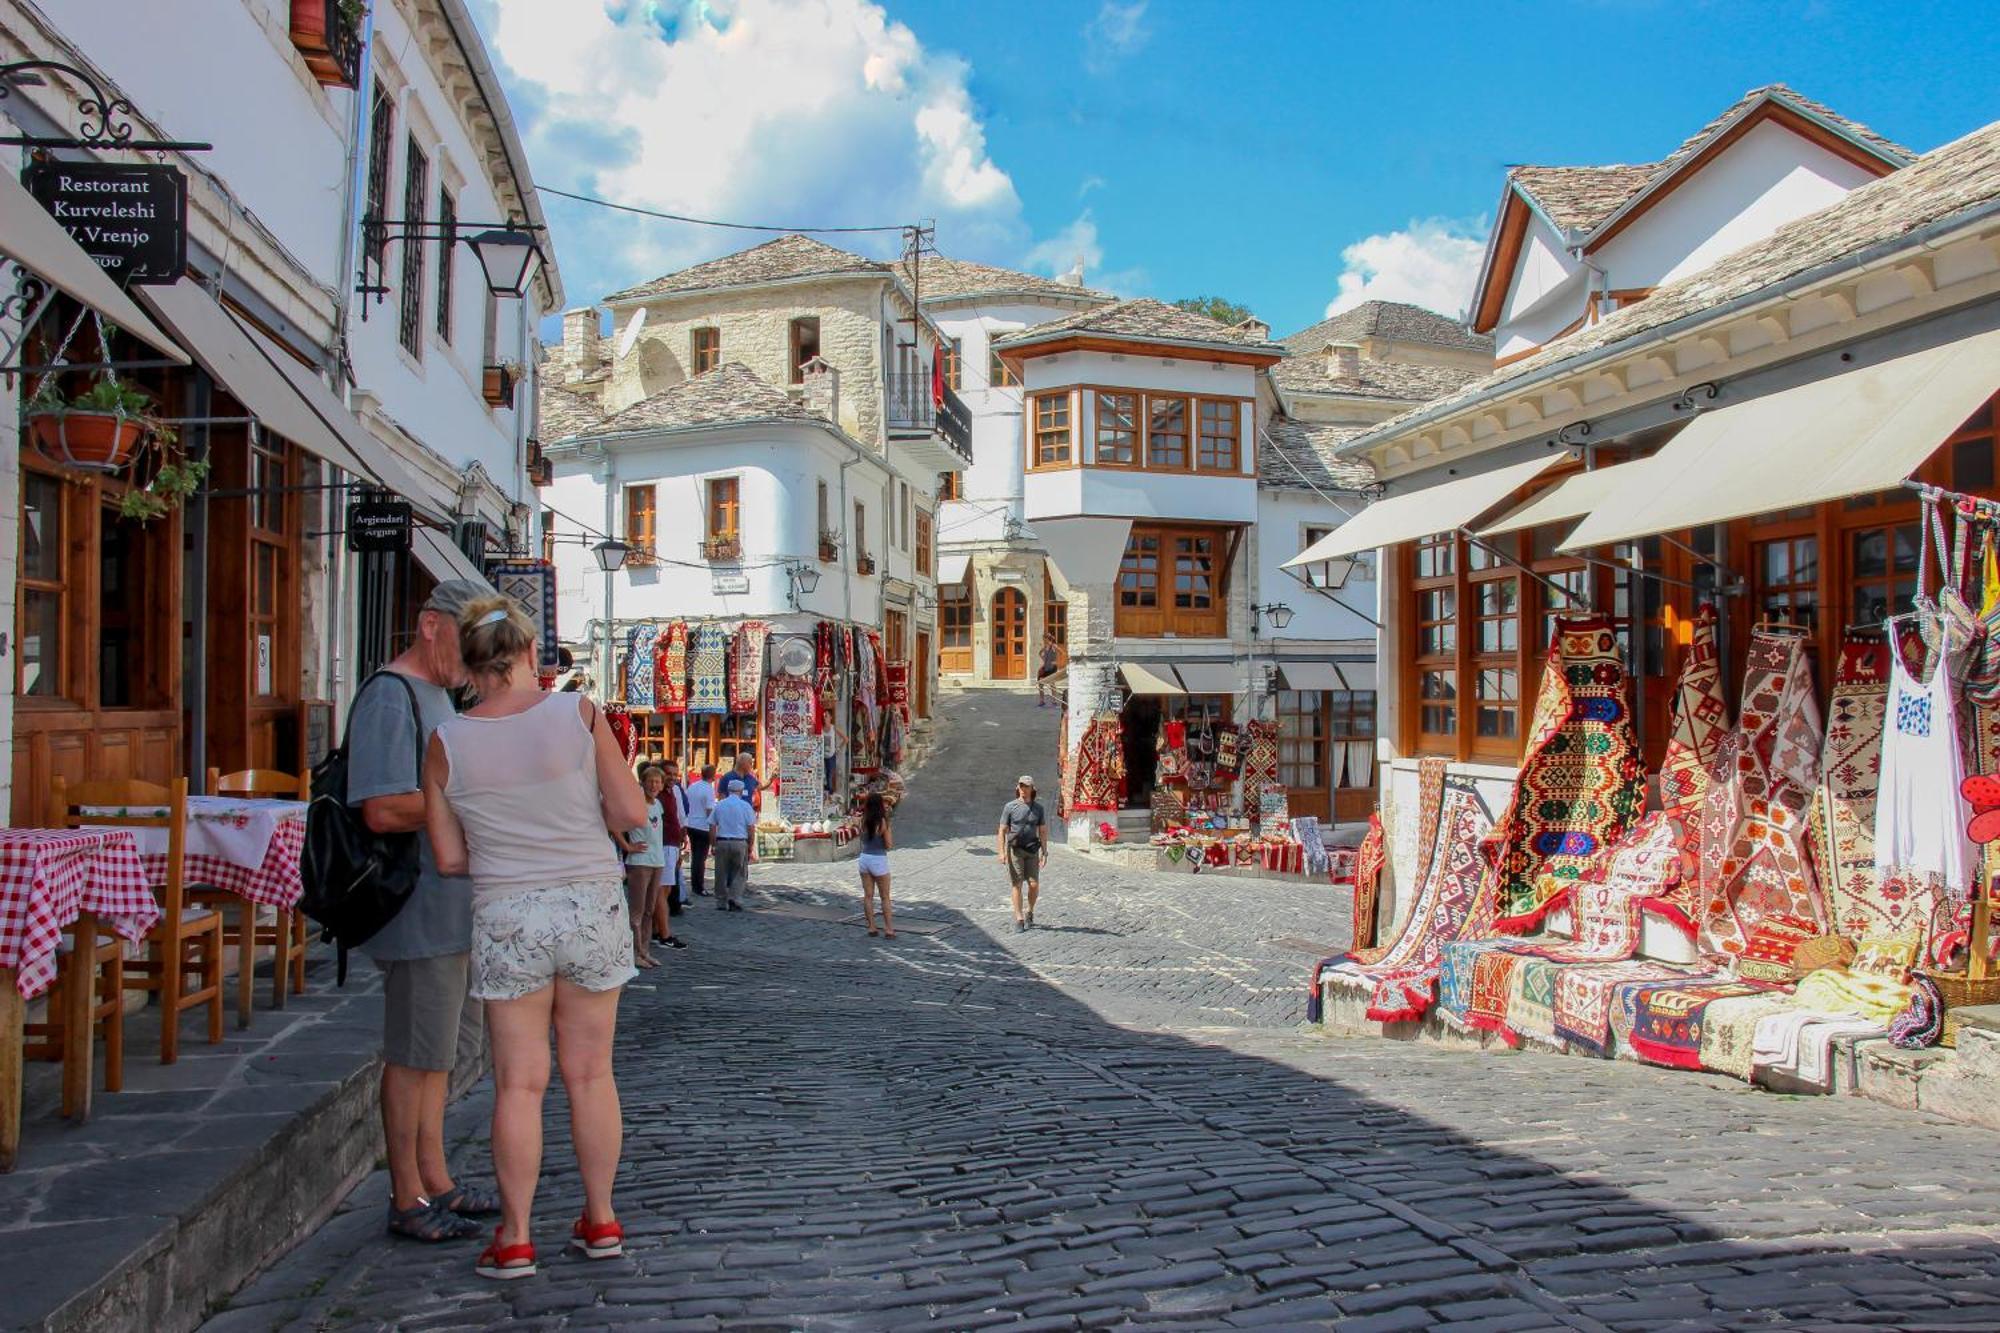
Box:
[387,1199,483,1241]
[433,1183,502,1218]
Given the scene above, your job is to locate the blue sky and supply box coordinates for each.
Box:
[473,1,2000,338]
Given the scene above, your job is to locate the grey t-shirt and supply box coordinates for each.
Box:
[345,670,473,961]
[1001,798,1046,850]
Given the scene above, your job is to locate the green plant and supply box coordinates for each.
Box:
[336,0,366,26]
[69,376,156,417]
[116,452,208,522]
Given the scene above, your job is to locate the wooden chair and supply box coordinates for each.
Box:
[195,768,311,1018]
[53,777,225,1064]
[22,928,124,1117]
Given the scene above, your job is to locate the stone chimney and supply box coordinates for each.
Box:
[1058,257,1086,287]
[801,356,840,424]
[562,307,601,380]
[1233,317,1270,341]
[1325,342,1361,380]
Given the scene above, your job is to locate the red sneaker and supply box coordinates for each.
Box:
[570,1215,624,1259]
[474,1228,537,1280]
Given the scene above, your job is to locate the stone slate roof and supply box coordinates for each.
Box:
[1349,118,2000,450]
[1261,416,1377,493]
[994,298,1285,351]
[604,234,887,303]
[1281,300,1491,355]
[1509,84,1911,239]
[1271,354,1488,403]
[538,382,604,441]
[893,255,1113,304]
[577,363,822,438]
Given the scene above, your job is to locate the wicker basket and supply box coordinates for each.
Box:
[1918,967,2000,1049]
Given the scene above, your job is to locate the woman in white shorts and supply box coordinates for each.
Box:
[425,596,648,1281]
[856,791,895,938]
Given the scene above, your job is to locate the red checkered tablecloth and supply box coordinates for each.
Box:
[0,829,160,999]
[145,814,307,911]
[86,798,308,912]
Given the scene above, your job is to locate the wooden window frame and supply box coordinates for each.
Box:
[704,477,739,544]
[247,434,298,702]
[853,499,870,571]
[1031,391,1073,468]
[625,483,658,559]
[989,346,1019,388]
[937,470,963,502]
[16,466,73,703]
[692,326,720,375]
[1023,384,1253,476]
[941,337,961,391]
[915,509,933,578]
[1094,389,1140,467]
[884,608,909,662]
[1197,398,1240,471]
[1115,522,1228,639]
[1043,562,1068,665]
[1146,394,1189,471]
[788,317,820,384]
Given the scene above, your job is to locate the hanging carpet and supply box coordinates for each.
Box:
[1241,721,1279,819]
[1484,617,1646,933]
[1069,715,1125,813]
[765,673,819,740]
[729,621,770,715]
[1215,726,1241,775]
[1350,812,1385,954]
[624,624,660,708]
[688,623,729,715]
[1696,628,1829,961]
[656,621,689,714]
[1659,607,1728,817]
[1809,636,1913,939]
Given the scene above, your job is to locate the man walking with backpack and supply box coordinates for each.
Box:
[346,579,499,1242]
[998,775,1049,933]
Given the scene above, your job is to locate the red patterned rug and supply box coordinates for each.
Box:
[1069,715,1125,813]
[1659,607,1727,816]
[1351,812,1385,953]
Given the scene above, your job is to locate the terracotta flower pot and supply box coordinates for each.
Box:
[29,411,146,469]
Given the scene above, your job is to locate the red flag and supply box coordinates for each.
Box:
[931,352,944,409]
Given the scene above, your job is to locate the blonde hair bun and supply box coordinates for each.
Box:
[457,594,536,684]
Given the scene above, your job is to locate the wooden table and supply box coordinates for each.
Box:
[0,828,158,1170]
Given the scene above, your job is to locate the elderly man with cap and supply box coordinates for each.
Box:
[996,774,1049,932]
[347,579,499,1243]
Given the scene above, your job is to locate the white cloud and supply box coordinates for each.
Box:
[1083,1,1149,74]
[1324,218,1487,320]
[1021,211,1146,296]
[472,0,1043,308]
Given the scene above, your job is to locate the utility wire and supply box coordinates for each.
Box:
[536,185,909,235]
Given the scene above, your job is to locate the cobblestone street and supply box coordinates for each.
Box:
[215,689,2000,1331]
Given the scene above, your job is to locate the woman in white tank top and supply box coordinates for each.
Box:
[423,596,649,1281]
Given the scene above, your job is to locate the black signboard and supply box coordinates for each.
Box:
[25,161,187,286]
[347,500,414,553]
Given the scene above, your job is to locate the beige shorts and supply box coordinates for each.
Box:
[471,878,636,1002]
[1006,844,1043,886]
[378,952,478,1071]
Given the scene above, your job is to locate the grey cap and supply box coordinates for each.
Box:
[1017,774,1035,786]
[421,578,486,619]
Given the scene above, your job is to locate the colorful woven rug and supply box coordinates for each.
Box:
[1069,715,1124,813]
[1659,607,1727,816]
[1810,636,1942,941]
[850,696,881,773]
[765,673,818,739]
[1626,980,1774,1070]
[656,621,689,714]
[1697,629,1829,960]
[688,623,729,715]
[1437,939,1509,1029]
[624,624,660,708]
[1506,956,1563,1046]
[1484,618,1645,932]
[1241,722,1279,818]
[1698,992,1800,1080]
[729,621,769,715]
[1550,961,1694,1056]
[1351,813,1385,953]
[1567,809,1699,938]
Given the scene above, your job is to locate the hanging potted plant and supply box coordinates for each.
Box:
[25,373,157,470]
[115,422,209,523]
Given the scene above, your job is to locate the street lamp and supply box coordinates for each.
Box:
[593,537,631,572]
[787,561,821,609]
[465,227,544,298]
[355,217,547,314]
[1251,602,1294,634]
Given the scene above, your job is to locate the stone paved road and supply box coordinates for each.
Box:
[213,687,2000,1331]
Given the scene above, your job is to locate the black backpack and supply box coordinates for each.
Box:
[301,671,424,983]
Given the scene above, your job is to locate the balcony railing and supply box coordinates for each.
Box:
[884,372,973,462]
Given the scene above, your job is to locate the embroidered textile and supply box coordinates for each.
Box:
[850,697,880,773]
[765,674,819,740]
[1808,636,1918,938]
[655,622,689,713]
[624,624,660,708]
[1067,715,1124,812]
[1484,618,1645,931]
[1506,956,1563,1046]
[1734,913,1818,983]
[604,704,637,764]
[688,624,729,715]
[1698,992,1799,1080]
[1241,722,1279,818]
[1550,961,1694,1056]
[1696,629,1828,961]
[1151,785,1186,832]
[1352,813,1385,953]
[1437,939,1507,1028]
[1215,726,1241,774]
[1627,980,1773,1070]
[729,621,770,715]
[1888,974,1946,1049]
[1660,607,1727,816]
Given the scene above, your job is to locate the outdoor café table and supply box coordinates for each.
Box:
[0,828,159,1170]
[85,796,309,1029]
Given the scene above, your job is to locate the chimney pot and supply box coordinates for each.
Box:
[801,356,840,425]
[1326,342,1361,380]
[562,307,603,379]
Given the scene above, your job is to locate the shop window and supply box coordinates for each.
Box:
[1755,534,1819,631]
[989,347,1019,388]
[397,137,429,359]
[1095,391,1139,466]
[1277,689,1326,792]
[1848,521,1921,627]
[1146,396,1188,470]
[249,435,294,699]
[98,500,172,710]
[18,472,66,698]
[1329,690,1376,739]
[1197,399,1239,471]
[692,326,720,374]
[788,317,819,383]
[1033,392,1072,466]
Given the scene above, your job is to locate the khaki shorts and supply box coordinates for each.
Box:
[1006,843,1043,886]
[472,878,636,1002]
[379,952,479,1072]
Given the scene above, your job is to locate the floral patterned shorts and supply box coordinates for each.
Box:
[471,878,637,1001]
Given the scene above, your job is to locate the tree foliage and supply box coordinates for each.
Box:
[1171,295,1255,326]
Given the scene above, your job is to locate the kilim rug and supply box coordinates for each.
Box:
[656,621,689,714]
[1699,992,1800,1080]
[1349,759,1451,968]
[625,624,660,708]
[687,623,729,715]
[851,696,880,773]
[1659,607,1727,817]
[855,632,879,729]
[729,621,770,715]
[1241,721,1279,819]
[1437,939,1511,1030]
[1809,636,1917,939]
[1550,960,1694,1056]
[1322,781,1497,1023]
[764,673,818,739]
[1626,980,1774,1070]
[1351,812,1385,953]
[1505,956,1564,1046]
[1697,629,1829,960]
[1069,715,1124,812]
[1215,726,1241,775]
[1485,618,1645,932]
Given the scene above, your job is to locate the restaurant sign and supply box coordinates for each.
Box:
[25,161,187,286]
[346,499,413,553]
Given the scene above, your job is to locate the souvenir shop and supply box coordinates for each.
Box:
[1314,386,2000,1102]
[606,615,912,857]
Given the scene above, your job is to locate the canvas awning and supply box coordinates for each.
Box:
[1478,462,1647,537]
[1279,661,1344,691]
[0,169,186,362]
[936,551,971,586]
[1283,454,1567,565]
[1119,663,1183,695]
[1173,662,1239,694]
[1335,661,1378,691]
[411,526,493,590]
[1562,326,2000,551]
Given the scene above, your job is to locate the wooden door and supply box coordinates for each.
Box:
[991,587,1027,680]
[914,631,931,718]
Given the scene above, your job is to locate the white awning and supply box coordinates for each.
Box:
[1283,454,1567,565]
[1119,663,1183,695]
[936,551,971,586]
[1279,661,1344,691]
[1478,462,1648,538]
[1173,662,1239,694]
[411,526,494,590]
[1335,661,1379,691]
[0,170,186,362]
[1563,326,2000,551]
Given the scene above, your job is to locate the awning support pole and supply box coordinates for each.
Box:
[1461,531,1590,609]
